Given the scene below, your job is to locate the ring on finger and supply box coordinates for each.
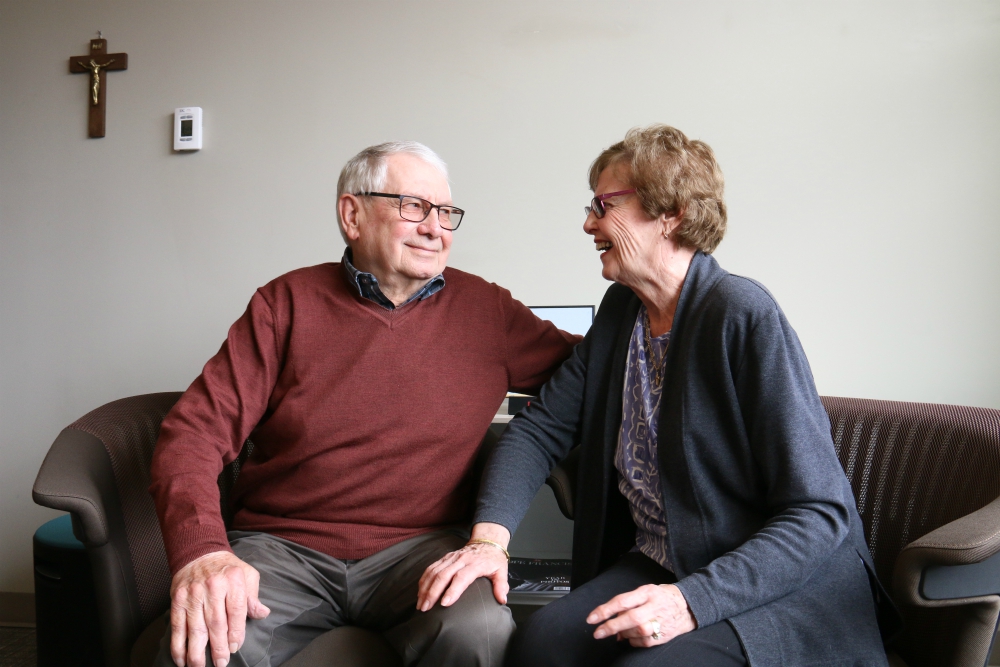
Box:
[649,620,661,640]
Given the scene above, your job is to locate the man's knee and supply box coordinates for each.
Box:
[436,578,514,649]
[152,615,275,667]
[393,577,513,666]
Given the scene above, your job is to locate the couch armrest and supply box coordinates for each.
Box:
[894,495,1000,607]
[545,446,580,521]
[32,427,114,547]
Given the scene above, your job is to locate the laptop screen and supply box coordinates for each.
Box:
[529,306,595,336]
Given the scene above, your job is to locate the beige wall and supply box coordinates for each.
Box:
[1,0,998,593]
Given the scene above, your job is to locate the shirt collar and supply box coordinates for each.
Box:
[342,248,445,310]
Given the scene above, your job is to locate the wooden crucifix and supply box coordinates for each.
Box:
[70,37,128,138]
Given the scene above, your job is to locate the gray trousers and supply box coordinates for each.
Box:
[154,529,514,667]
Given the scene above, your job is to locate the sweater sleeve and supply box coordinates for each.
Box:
[149,290,283,574]
[496,287,581,394]
[674,304,853,628]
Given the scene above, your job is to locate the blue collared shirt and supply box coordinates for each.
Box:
[341,248,446,310]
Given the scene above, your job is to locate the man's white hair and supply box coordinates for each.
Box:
[336,141,449,243]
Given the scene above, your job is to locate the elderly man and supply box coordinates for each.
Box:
[149,141,578,667]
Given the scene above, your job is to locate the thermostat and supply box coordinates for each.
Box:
[174,107,202,151]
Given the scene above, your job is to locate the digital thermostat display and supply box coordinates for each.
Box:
[173,107,202,151]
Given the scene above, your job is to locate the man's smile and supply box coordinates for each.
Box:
[406,243,440,254]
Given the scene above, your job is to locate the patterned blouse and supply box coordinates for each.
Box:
[614,305,674,572]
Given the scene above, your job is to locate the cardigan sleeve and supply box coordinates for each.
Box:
[148,290,283,574]
[673,304,853,628]
[475,329,590,534]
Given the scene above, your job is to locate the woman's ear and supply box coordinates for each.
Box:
[661,210,684,238]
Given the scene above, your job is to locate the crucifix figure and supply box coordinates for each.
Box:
[70,36,128,138]
[83,58,115,106]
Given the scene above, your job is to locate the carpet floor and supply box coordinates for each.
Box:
[0,627,34,667]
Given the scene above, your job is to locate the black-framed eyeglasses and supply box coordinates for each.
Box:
[584,189,636,219]
[358,192,465,231]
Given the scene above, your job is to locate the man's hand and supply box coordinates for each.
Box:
[416,522,511,611]
[587,583,696,648]
[169,550,271,667]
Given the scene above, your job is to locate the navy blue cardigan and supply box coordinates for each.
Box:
[477,252,891,666]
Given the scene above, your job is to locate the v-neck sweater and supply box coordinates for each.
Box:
[150,262,578,573]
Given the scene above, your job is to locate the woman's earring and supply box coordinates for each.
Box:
[662,227,671,240]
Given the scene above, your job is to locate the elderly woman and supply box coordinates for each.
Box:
[417,125,895,666]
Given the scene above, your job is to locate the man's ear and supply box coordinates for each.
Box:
[338,194,363,242]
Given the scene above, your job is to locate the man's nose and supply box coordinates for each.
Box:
[417,209,445,236]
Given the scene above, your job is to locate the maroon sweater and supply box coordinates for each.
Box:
[149,263,578,573]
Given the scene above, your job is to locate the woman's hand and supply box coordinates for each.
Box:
[416,522,511,611]
[587,583,696,648]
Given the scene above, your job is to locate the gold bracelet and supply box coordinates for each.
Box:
[467,538,510,562]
